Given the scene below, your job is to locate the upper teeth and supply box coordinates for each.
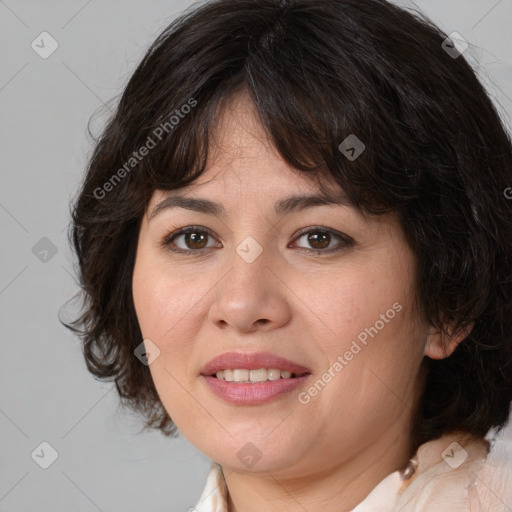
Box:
[216,368,293,382]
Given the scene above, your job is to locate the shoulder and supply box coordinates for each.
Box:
[394,429,512,512]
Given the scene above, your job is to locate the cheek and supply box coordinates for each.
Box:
[133,255,200,343]
[132,261,202,431]
[132,254,208,389]
[310,250,423,405]
[313,312,424,455]
[311,261,414,353]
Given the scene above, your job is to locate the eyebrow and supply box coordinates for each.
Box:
[149,192,353,221]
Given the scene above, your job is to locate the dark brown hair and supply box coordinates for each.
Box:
[63,0,512,450]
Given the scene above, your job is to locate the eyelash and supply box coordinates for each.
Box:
[160,225,354,256]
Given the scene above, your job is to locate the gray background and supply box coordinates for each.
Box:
[1,1,511,511]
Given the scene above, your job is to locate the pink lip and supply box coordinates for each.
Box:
[200,352,311,406]
[200,351,311,376]
[202,374,311,405]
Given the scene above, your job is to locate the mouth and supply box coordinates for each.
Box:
[200,351,311,380]
[200,351,311,404]
[210,368,308,383]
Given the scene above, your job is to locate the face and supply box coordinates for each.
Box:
[132,92,442,479]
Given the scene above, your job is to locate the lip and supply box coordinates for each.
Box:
[200,351,312,406]
[202,374,311,405]
[200,351,311,376]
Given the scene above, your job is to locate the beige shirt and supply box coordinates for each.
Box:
[192,430,512,511]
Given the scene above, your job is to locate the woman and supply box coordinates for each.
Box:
[64,0,512,510]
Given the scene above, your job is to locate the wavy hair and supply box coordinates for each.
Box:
[63,0,512,450]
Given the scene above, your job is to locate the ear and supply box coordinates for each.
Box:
[424,321,474,360]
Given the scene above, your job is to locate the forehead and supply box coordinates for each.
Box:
[208,88,272,158]
[149,91,343,209]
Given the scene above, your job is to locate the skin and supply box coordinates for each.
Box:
[132,90,470,512]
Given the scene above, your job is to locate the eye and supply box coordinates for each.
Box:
[161,226,221,254]
[290,226,354,254]
[160,225,354,255]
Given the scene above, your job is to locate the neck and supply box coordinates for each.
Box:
[224,422,413,512]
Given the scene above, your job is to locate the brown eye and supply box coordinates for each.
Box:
[161,225,353,256]
[292,227,354,254]
[306,231,331,250]
[162,226,221,254]
[182,231,209,250]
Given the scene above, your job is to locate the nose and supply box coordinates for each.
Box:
[207,240,292,333]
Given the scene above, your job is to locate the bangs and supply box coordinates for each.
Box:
[106,1,440,219]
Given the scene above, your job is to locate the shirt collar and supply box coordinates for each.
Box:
[192,432,491,512]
